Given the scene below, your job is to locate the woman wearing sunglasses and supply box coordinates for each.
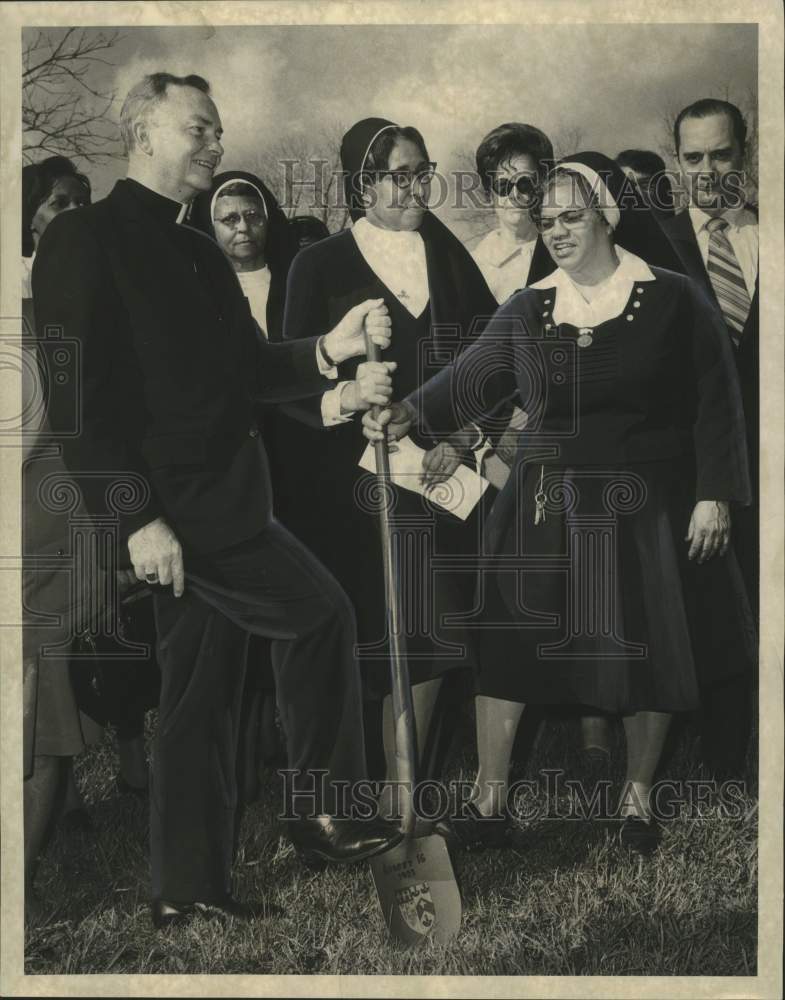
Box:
[275,117,499,811]
[363,152,754,854]
[471,122,556,305]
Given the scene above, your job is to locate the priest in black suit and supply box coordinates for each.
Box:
[659,98,759,778]
[32,72,400,927]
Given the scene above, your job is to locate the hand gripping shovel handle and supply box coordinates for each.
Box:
[365,331,417,839]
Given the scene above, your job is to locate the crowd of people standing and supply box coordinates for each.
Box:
[21,72,758,928]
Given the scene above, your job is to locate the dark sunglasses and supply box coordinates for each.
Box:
[489,174,538,204]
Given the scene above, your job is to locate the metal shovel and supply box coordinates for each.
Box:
[365,333,462,946]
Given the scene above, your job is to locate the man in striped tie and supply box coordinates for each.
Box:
[659,98,759,783]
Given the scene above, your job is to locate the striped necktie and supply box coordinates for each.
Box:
[705,216,751,348]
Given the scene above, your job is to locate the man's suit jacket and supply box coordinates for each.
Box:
[658,208,759,477]
[32,179,328,556]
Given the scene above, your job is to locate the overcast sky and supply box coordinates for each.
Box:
[24,23,757,230]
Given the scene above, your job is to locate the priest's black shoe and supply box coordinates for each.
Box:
[287,816,403,866]
[151,895,282,929]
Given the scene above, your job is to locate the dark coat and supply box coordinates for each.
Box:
[658,208,758,473]
[21,297,106,769]
[273,212,499,510]
[408,266,751,558]
[270,213,498,688]
[32,178,328,556]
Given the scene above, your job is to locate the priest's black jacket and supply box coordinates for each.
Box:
[31,178,329,559]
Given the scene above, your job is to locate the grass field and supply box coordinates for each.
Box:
[25,713,758,976]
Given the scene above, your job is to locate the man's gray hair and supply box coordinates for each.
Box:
[119,72,210,154]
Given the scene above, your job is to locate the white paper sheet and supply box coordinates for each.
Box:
[359,436,489,521]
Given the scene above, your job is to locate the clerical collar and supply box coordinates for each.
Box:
[121,178,188,225]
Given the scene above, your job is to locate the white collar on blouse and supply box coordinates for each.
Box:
[474,228,537,268]
[529,246,655,328]
[351,216,429,318]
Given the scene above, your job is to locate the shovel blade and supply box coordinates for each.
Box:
[371,833,461,946]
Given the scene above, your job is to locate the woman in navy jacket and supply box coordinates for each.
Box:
[364,154,753,852]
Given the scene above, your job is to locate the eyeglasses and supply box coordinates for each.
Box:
[371,163,438,189]
[214,209,265,229]
[489,174,538,204]
[533,208,595,234]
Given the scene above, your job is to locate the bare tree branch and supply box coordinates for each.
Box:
[22,27,125,166]
[250,119,351,232]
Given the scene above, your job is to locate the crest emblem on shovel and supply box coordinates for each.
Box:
[397,882,435,934]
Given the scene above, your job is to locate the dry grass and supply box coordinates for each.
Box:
[25,714,757,976]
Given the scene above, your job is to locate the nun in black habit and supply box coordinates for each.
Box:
[191,171,301,796]
[275,118,499,797]
[191,169,298,342]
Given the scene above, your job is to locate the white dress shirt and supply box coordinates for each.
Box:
[688,204,758,297]
[471,228,537,304]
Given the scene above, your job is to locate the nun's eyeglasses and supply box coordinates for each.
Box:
[215,209,265,229]
[490,175,538,204]
[533,208,594,234]
[373,163,438,189]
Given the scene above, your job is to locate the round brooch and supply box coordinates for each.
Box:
[576,328,594,348]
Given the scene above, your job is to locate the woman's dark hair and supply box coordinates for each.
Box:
[616,149,668,176]
[476,122,554,194]
[363,125,429,174]
[22,155,91,256]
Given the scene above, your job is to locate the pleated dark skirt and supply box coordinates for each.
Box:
[477,460,755,713]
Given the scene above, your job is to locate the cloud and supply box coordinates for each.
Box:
[87,22,755,208]
[111,27,288,164]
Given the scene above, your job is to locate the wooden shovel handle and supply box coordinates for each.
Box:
[365,330,417,837]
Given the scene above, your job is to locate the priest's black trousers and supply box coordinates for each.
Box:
[149,519,369,903]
